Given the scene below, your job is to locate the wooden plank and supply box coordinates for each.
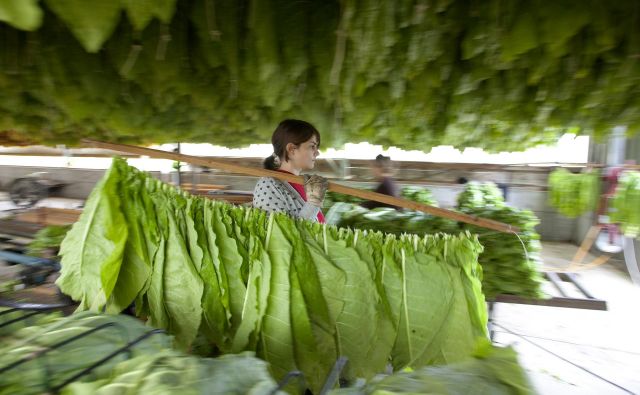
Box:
[83,140,519,233]
[493,294,607,310]
[571,225,601,266]
[0,219,44,237]
[15,207,81,226]
[179,183,228,190]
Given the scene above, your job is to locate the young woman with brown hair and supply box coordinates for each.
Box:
[253,119,329,223]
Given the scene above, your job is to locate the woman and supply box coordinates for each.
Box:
[361,154,399,209]
[253,119,328,223]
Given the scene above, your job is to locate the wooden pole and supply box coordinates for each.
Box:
[82,139,519,233]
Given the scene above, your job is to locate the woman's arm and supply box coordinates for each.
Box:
[253,178,320,220]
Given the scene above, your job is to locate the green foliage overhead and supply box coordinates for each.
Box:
[548,168,600,218]
[1,0,639,150]
[0,0,42,31]
[56,158,489,391]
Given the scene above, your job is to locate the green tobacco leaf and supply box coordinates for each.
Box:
[122,0,156,31]
[324,229,386,381]
[0,0,43,31]
[201,200,232,346]
[392,247,454,369]
[259,215,297,381]
[162,194,204,350]
[45,0,122,52]
[329,340,535,395]
[146,184,170,330]
[57,159,491,385]
[56,158,128,311]
[152,0,177,23]
[283,220,335,393]
[108,170,152,313]
[611,171,640,238]
[212,203,248,345]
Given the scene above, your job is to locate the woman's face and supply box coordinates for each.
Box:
[289,135,320,171]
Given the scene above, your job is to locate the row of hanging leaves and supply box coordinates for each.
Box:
[0,0,639,151]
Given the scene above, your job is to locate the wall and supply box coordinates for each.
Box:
[0,161,579,242]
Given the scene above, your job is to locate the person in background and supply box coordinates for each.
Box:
[362,154,400,209]
[253,119,328,223]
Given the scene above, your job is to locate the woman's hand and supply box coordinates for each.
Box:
[303,174,329,207]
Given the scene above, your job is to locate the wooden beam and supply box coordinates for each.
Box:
[571,225,601,266]
[492,294,607,310]
[83,139,520,233]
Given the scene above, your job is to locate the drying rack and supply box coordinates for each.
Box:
[488,271,607,341]
[0,306,350,394]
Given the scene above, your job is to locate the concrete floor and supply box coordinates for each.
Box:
[493,242,640,394]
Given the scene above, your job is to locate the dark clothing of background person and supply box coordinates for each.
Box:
[362,176,400,209]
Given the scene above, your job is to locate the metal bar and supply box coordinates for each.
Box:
[0,307,20,317]
[493,295,607,310]
[269,371,304,395]
[544,272,568,297]
[559,273,596,299]
[51,329,166,392]
[0,300,74,310]
[0,322,126,374]
[319,357,349,395]
[0,250,60,270]
[487,302,497,342]
[0,310,43,328]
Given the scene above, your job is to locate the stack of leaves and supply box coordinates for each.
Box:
[337,206,460,235]
[457,183,544,299]
[62,351,284,395]
[330,340,536,395]
[400,186,438,207]
[0,312,168,394]
[323,190,365,211]
[324,186,437,213]
[0,311,284,395]
[1,1,640,149]
[548,168,600,218]
[334,183,544,299]
[25,225,71,257]
[460,206,544,299]
[457,182,506,210]
[611,171,640,238]
[56,158,488,392]
[0,308,62,347]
